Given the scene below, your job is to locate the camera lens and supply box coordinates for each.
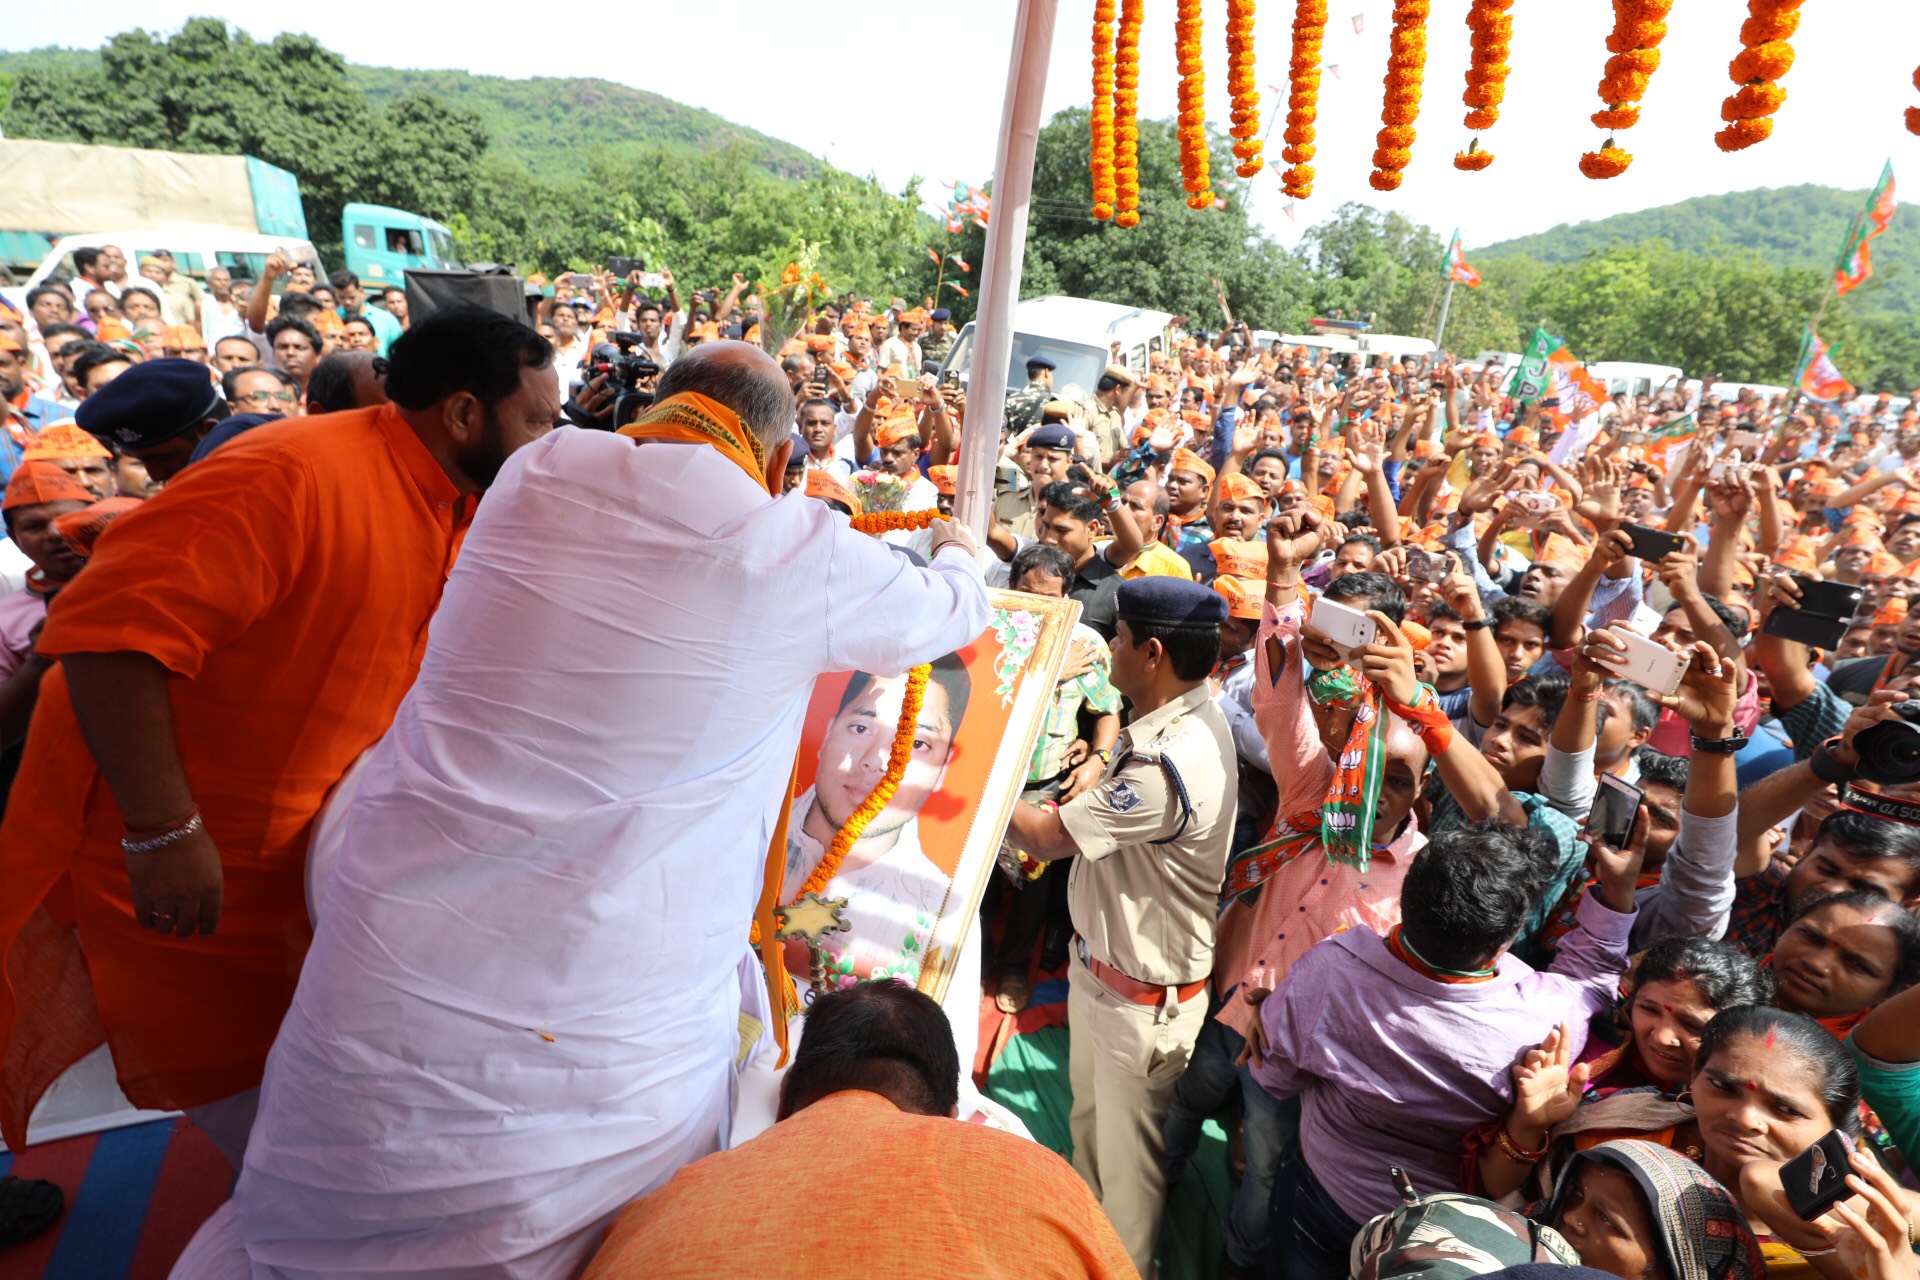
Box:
[1854,709,1920,786]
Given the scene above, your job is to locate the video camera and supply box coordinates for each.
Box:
[567,330,660,430]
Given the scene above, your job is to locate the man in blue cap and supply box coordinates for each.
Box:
[1003,354,1056,436]
[75,357,232,483]
[1003,576,1239,1276]
[919,307,956,369]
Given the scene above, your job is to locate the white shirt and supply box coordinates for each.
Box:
[551,332,591,392]
[234,430,991,1279]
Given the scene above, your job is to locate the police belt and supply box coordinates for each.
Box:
[1077,936,1207,1007]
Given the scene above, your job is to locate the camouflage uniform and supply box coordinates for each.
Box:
[1004,379,1053,435]
[920,328,956,369]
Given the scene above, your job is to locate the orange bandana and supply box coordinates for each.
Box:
[618,392,771,493]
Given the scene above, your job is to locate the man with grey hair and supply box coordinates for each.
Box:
[178,340,992,1278]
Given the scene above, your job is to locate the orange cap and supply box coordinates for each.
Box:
[875,402,920,449]
[1170,447,1215,484]
[1213,574,1265,620]
[2,461,95,513]
[22,423,111,462]
[803,470,861,515]
[1210,538,1269,580]
[929,464,957,496]
[54,496,143,557]
[1217,472,1264,504]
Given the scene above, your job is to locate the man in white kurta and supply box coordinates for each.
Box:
[214,354,992,1278]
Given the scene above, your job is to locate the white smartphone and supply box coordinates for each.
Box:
[1727,430,1762,453]
[1309,595,1377,657]
[1506,491,1558,514]
[1594,629,1690,696]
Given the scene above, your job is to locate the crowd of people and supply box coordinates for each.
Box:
[0,248,1916,1280]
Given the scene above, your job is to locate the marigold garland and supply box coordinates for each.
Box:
[1175,0,1214,209]
[750,661,934,950]
[1715,0,1801,152]
[1581,0,1672,179]
[849,509,949,535]
[1281,0,1327,199]
[1910,66,1920,137]
[1456,0,1511,169]
[1226,0,1264,178]
[1115,0,1144,226]
[1091,0,1118,219]
[1369,0,1429,192]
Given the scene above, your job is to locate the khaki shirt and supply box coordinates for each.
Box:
[995,476,1038,539]
[1071,390,1126,466]
[1061,683,1237,986]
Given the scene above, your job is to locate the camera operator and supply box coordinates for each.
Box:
[561,331,660,431]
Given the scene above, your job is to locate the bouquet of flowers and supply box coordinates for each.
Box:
[851,470,911,514]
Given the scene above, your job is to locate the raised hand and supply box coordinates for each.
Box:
[1509,1022,1590,1138]
[1267,508,1329,571]
[1356,613,1421,704]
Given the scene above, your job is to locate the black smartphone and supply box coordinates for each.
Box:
[1782,1129,1855,1221]
[604,255,646,278]
[1590,774,1643,848]
[1620,523,1688,562]
[1762,575,1865,650]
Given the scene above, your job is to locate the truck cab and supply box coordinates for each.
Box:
[342,204,461,289]
[938,296,1175,401]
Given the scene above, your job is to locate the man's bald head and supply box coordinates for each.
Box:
[653,340,796,455]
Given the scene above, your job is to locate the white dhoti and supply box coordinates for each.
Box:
[222,429,991,1277]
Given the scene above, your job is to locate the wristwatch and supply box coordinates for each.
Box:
[1462,618,1492,631]
[1095,748,1113,765]
[1689,732,1750,755]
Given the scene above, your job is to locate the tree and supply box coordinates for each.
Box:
[2,20,486,261]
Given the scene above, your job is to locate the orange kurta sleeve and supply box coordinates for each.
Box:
[37,445,311,678]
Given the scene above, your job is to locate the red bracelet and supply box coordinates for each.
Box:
[1569,688,1604,703]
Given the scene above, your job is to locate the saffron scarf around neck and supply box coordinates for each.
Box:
[1305,663,1386,870]
[617,390,772,493]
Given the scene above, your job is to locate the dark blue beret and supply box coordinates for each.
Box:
[929,308,952,322]
[1027,423,1076,452]
[76,358,225,450]
[1116,577,1229,630]
[1025,355,1056,371]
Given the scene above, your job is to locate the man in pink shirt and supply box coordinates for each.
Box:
[1164,511,1518,1276]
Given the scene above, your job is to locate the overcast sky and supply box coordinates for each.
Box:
[7,2,1916,254]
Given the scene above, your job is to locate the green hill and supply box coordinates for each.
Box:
[0,46,819,183]
[1478,183,1916,314]
[342,66,817,182]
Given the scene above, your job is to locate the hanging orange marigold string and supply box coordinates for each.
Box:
[1226,0,1263,178]
[1454,0,1510,171]
[1115,0,1145,226]
[748,662,933,950]
[1715,0,1800,152]
[1175,0,1213,209]
[1091,0,1119,219]
[1369,0,1429,192]
[1581,0,1672,179]
[1910,65,1920,136]
[1281,0,1327,199]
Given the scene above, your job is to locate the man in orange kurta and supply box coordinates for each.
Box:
[581,982,1139,1280]
[0,313,560,1164]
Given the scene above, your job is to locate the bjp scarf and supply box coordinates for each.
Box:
[1305,664,1385,869]
[617,391,772,494]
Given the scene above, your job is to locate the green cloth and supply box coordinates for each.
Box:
[985,1024,1232,1280]
[1846,1035,1920,1166]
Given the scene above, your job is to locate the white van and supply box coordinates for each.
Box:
[1588,361,1685,399]
[1357,333,1437,363]
[939,296,1175,401]
[11,228,322,310]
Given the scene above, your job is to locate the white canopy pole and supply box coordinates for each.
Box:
[954,0,1059,539]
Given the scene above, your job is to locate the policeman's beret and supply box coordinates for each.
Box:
[1027,423,1076,452]
[1116,577,1229,630]
[1025,355,1057,371]
[929,308,952,322]
[76,358,225,450]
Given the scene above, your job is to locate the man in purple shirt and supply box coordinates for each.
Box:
[1248,815,1641,1280]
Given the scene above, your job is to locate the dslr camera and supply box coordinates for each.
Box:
[566,330,660,430]
[1853,701,1920,786]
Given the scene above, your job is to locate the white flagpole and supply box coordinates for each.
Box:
[954,0,1059,540]
[1433,276,1456,350]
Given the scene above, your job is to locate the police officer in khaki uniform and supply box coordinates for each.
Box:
[993,419,1078,539]
[1004,577,1238,1277]
[1070,363,1137,469]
